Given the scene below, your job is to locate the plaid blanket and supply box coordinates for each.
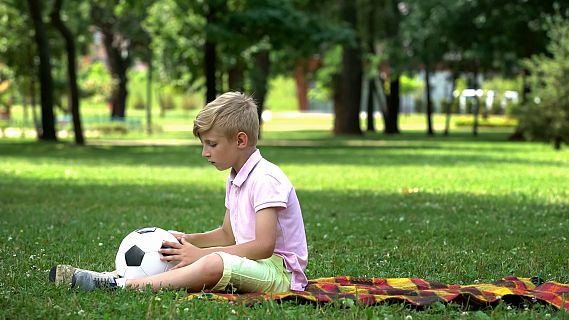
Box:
[185,276,569,310]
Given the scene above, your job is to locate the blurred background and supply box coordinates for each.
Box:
[1,0,568,149]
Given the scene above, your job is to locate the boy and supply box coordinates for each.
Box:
[50,92,308,293]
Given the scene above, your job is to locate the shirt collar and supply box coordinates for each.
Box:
[229,149,262,187]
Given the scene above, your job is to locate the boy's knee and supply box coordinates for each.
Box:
[199,253,224,284]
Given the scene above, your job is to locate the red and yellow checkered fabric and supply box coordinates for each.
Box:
[185,276,569,310]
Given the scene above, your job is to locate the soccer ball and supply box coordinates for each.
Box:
[115,227,178,279]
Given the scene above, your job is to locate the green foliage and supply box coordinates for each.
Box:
[181,94,200,111]
[79,62,112,103]
[309,45,342,101]
[400,74,422,95]
[158,94,176,111]
[265,76,297,111]
[90,121,129,135]
[482,77,522,94]
[517,13,569,149]
[131,94,146,110]
[145,0,204,91]
[454,115,517,128]
[0,1,34,90]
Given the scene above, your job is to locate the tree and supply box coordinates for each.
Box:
[50,0,84,145]
[217,0,349,132]
[442,0,569,136]
[0,1,38,128]
[400,0,453,136]
[145,0,204,94]
[91,0,151,120]
[26,0,57,141]
[517,13,569,150]
[333,0,362,135]
[374,0,404,134]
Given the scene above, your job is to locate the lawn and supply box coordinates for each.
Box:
[0,128,568,319]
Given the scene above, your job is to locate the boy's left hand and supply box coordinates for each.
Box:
[159,237,201,269]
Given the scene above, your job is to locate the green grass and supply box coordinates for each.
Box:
[1,129,568,318]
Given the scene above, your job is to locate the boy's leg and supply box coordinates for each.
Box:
[125,253,224,292]
[211,253,291,293]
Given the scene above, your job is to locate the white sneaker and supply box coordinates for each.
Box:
[49,265,115,288]
[71,270,117,292]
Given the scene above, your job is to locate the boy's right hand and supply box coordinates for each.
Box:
[167,230,186,243]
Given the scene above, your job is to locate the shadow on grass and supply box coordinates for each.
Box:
[264,129,515,143]
[0,138,565,170]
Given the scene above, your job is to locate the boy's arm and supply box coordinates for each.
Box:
[161,207,278,268]
[207,207,277,259]
[182,209,235,248]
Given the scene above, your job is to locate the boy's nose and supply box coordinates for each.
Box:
[201,147,209,157]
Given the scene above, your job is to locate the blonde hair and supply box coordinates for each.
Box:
[193,92,259,146]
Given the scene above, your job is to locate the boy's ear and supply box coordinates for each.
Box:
[236,131,248,148]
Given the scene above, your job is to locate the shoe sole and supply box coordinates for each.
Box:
[49,265,77,286]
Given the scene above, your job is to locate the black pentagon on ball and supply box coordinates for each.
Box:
[135,227,157,234]
[125,245,145,266]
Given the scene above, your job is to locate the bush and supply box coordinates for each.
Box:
[454,116,517,128]
[79,62,112,103]
[414,97,424,113]
[516,13,569,149]
[489,98,503,115]
[132,94,146,110]
[181,95,199,111]
[440,98,460,114]
[90,122,128,135]
[159,95,176,111]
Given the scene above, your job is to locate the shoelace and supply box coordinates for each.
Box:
[93,276,116,288]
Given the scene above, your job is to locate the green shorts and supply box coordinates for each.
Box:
[211,252,292,293]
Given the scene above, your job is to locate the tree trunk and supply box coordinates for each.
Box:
[22,90,29,125]
[99,27,129,120]
[250,50,270,137]
[366,79,375,132]
[554,136,562,150]
[29,74,39,133]
[508,68,529,141]
[385,76,400,134]
[91,4,140,120]
[228,64,244,92]
[444,72,457,136]
[146,56,153,135]
[472,66,480,137]
[425,64,434,136]
[50,0,84,145]
[334,0,362,135]
[294,59,309,112]
[205,40,216,103]
[27,0,57,141]
[205,2,223,103]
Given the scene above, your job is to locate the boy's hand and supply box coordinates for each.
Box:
[167,230,186,243]
[159,237,201,269]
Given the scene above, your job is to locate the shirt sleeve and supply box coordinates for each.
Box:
[252,174,291,212]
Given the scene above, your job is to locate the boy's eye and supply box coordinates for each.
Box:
[209,143,217,147]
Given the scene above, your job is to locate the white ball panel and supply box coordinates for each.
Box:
[122,266,149,280]
[140,251,170,276]
[136,228,178,252]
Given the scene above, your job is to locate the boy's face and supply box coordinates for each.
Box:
[199,129,238,171]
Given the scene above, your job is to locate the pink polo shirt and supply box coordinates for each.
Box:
[224,149,308,291]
